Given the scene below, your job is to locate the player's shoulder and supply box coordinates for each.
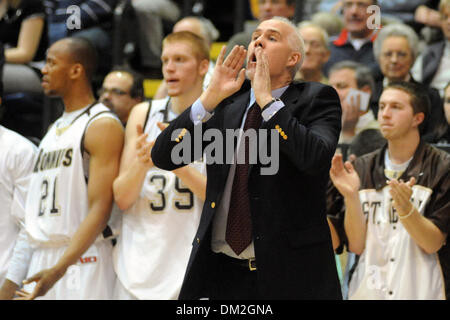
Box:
[128,100,151,123]
[86,102,122,127]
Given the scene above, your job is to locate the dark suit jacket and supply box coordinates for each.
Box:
[151,80,343,299]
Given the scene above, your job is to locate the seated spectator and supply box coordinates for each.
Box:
[98,68,144,125]
[153,16,219,99]
[372,22,446,141]
[296,22,330,84]
[44,0,118,74]
[328,60,379,143]
[329,81,450,300]
[322,0,382,81]
[130,0,180,73]
[225,0,295,57]
[411,0,450,98]
[0,0,47,95]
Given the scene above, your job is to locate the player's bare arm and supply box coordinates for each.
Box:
[329,154,367,255]
[200,45,247,112]
[19,117,124,299]
[114,102,156,210]
[388,178,447,254]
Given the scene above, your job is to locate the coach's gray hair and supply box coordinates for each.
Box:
[271,16,305,78]
[373,23,420,61]
[329,60,375,93]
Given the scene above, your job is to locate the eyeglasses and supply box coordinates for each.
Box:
[381,51,410,60]
[97,87,130,97]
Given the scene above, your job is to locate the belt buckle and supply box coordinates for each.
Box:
[248,258,256,271]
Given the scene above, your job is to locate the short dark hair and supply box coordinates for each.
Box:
[383,81,430,118]
[65,37,98,81]
[110,67,144,100]
[382,81,430,133]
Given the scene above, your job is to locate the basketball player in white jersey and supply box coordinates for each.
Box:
[14,38,124,300]
[329,81,450,299]
[112,31,209,299]
[0,80,37,299]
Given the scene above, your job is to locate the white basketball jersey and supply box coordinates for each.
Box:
[348,185,446,300]
[113,98,204,300]
[24,103,119,247]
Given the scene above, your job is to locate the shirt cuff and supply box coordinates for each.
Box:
[190,99,214,125]
[262,100,285,121]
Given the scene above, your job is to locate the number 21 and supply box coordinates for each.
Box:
[38,177,61,216]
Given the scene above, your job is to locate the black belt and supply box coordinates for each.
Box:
[217,253,257,271]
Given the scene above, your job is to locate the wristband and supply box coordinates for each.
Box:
[398,205,415,220]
